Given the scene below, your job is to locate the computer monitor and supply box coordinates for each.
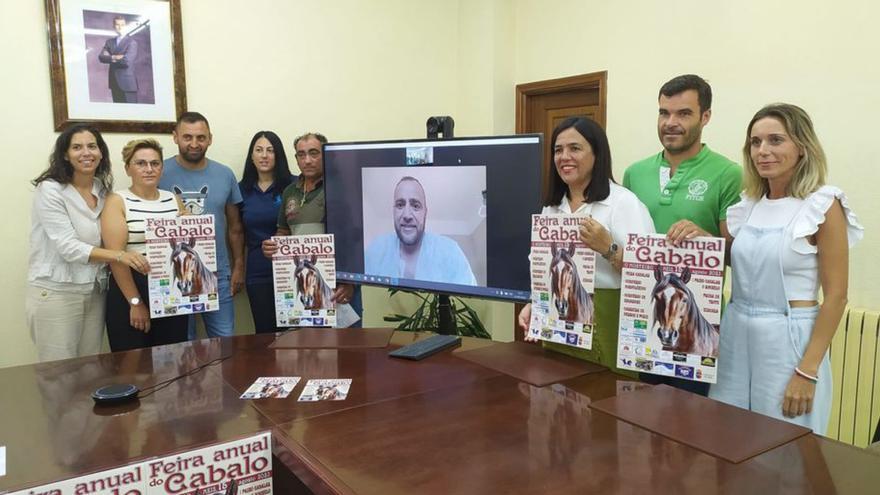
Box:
[324,134,542,302]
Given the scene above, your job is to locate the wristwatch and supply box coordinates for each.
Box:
[129,297,141,306]
[603,242,619,260]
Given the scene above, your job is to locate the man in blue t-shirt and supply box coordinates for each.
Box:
[160,111,244,338]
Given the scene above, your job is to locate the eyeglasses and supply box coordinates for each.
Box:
[132,160,163,170]
[295,149,321,159]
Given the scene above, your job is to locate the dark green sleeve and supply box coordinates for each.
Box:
[622,167,631,190]
[718,164,743,220]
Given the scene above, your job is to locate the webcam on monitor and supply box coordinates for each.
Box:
[426,116,455,139]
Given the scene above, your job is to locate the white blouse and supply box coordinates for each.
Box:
[726,185,863,300]
[28,179,108,293]
[542,182,655,289]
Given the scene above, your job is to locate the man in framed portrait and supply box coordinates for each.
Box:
[98,16,139,103]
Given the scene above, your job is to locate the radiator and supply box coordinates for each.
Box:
[827,307,880,447]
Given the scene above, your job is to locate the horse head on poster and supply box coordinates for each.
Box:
[294,255,333,310]
[170,238,218,296]
[550,242,593,324]
[651,266,718,355]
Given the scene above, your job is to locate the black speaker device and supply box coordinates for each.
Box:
[92,383,140,404]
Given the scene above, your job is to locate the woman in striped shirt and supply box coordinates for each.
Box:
[101,139,188,351]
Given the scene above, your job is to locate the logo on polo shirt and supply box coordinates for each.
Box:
[686,179,708,201]
[285,198,302,222]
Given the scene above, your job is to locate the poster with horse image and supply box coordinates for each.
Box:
[145,215,219,318]
[527,214,596,350]
[617,233,725,383]
[272,234,337,327]
[297,378,351,402]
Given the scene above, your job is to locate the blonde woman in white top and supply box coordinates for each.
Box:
[709,104,863,434]
[101,139,188,351]
[27,124,149,362]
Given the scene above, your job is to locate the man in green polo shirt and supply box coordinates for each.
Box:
[624,74,741,243]
[276,133,328,236]
[623,74,742,396]
[261,132,361,325]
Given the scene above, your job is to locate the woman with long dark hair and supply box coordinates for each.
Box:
[239,131,294,332]
[27,124,149,361]
[518,117,654,370]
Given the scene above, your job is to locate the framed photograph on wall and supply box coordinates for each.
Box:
[46,0,186,133]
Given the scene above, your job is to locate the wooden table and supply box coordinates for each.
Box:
[1,332,877,494]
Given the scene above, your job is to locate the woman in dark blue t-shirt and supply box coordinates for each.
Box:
[239,131,293,333]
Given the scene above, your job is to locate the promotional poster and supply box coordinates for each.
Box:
[297,379,351,402]
[527,214,596,350]
[8,432,272,495]
[271,234,337,327]
[145,215,219,319]
[617,233,725,383]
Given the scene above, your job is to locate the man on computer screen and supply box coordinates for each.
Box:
[365,176,476,286]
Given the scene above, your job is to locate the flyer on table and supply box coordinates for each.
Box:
[7,431,273,495]
[240,377,301,399]
[298,379,351,402]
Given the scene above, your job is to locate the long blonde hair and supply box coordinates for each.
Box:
[742,103,826,199]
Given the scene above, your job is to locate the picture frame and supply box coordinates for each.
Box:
[45,0,186,133]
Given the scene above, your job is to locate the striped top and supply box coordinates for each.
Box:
[118,189,179,254]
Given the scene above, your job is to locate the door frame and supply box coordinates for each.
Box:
[515,71,608,132]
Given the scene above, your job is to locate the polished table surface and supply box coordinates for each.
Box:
[1,332,878,494]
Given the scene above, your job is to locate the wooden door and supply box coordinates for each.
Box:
[512,71,607,341]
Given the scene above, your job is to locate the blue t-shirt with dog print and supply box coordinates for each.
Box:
[161,157,243,277]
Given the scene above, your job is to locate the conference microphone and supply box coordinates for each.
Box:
[91,354,232,406]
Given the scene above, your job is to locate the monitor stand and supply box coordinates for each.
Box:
[427,116,458,337]
[437,294,455,335]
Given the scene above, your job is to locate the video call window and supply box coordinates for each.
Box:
[324,135,542,302]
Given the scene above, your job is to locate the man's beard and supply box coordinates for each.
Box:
[661,126,700,154]
[180,148,206,163]
[396,224,424,247]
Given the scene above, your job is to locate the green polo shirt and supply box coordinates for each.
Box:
[622,145,742,236]
[277,177,326,235]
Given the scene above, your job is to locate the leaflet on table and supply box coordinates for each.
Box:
[527,214,596,350]
[271,234,337,328]
[7,431,272,495]
[297,379,351,402]
[145,214,219,319]
[617,233,725,383]
[240,377,301,399]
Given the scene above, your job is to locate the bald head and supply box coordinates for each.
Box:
[393,177,427,247]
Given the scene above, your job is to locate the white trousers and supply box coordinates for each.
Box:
[710,303,831,434]
[26,285,105,362]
